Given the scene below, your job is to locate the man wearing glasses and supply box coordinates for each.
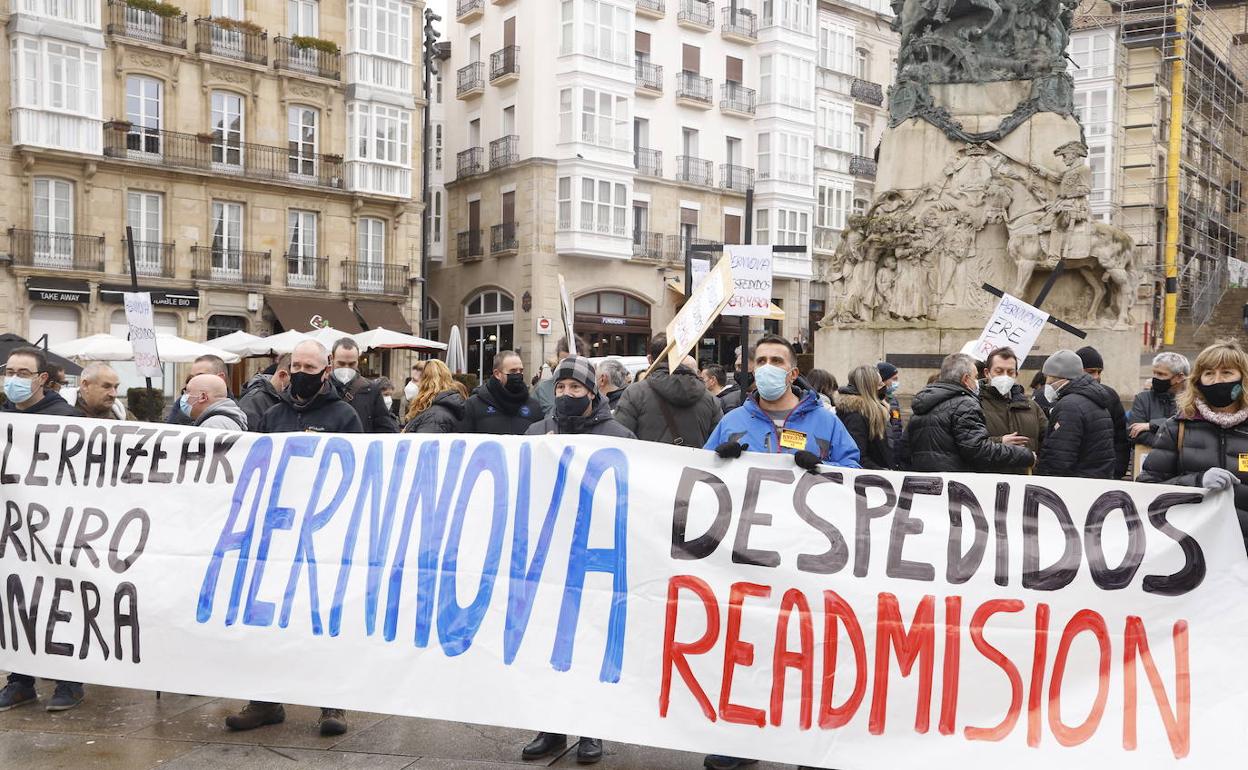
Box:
[0,346,84,712]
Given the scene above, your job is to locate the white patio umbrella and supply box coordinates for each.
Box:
[352,327,447,353]
[308,326,356,349]
[52,333,241,364]
[446,325,467,373]
[204,330,261,356]
[243,329,311,357]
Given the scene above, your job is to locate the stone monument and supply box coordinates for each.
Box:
[815,0,1145,397]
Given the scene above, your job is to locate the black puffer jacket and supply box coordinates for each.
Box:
[717,383,745,414]
[1102,382,1130,477]
[525,395,636,438]
[258,381,363,434]
[614,366,720,446]
[1035,374,1116,479]
[1130,387,1179,447]
[902,381,1033,472]
[461,377,543,435]
[1139,415,1248,516]
[403,389,466,434]
[337,373,399,433]
[238,374,282,432]
[834,386,894,470]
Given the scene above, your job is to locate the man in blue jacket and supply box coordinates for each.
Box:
[700,334,859,770]
[704,334,861,470]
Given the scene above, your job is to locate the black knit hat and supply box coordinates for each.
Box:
[552,355,598,396]
[1075,346,1104,370]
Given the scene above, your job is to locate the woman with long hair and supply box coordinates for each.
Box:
[804,368,838,411]
[1139,340,1248,522]
[833,364,893,469]
[402,359,467,433]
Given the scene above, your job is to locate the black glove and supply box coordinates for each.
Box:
[715,441,748,459]
[794,450,822,472]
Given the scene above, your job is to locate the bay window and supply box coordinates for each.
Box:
[558,175,628,235]
[561,0,630,64]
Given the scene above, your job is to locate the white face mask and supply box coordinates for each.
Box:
[1044,383,1060,403]
[332,367,356,385]
[383,395,393,410]
[404,381,419,400]
[990,375,1015,397]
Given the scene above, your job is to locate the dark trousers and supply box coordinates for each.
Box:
[6,673,80,688]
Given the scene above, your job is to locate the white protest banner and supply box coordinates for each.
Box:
[691,256,711,291]
[558,274,576,354]
[723,244,773,317]
[123,291,162,379]
[666,258,735,372]
[971,292,1050,363]
[0,414,1241,769]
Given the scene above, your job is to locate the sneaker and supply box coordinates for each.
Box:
[224,701,286,731]
[521,732,568,760]
[576,737,603,764]
[0,681,37,712]
[318,708,348,737]
[703,757,759,770]
[45,682,84,712]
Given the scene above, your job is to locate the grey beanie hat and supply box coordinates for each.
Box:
[1042,349,1084,380]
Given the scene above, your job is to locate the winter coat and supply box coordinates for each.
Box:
[1033,387,1053,418]
[1,389,76,417]
[194,398,248,430]
[1129,387,1180,447]
[716,383,745,414]
[67,389,130,420]
[238,374,282,432]
[903,381,1033,473]
[534,377,556,417]
[461,377,543,435]
[604,387,625,414]
[403,389,467,434]
[614,366,722,446]
[1139,414,1248,516]
[336,373,399,433]
[258,380,363,434]
[525,395,636,438]
[704,388,862,467]
[885,391,905,451]
[1034,374,1116,479]
[1103,382,1131,477]
[833,387,893,470]
[980,382,1049,474]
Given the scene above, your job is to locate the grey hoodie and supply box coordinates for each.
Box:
[195,398,249,431]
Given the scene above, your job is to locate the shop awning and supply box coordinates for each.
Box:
[665,278,785,321]
[354,300,413,334]
[266,296,363,333]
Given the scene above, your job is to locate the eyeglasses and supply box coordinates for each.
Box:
[3,369,39,379]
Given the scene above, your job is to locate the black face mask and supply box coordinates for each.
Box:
[289,370,324,402]
[1151,377,1173,395]
[1197,379,1243,409]
[555,394,591,418]
[504,372,528,394]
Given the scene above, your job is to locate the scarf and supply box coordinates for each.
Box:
[486,375,531,415]
[1195,399,1248,428]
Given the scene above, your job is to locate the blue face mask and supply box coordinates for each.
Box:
[3,376,33,405]
[754,364,791,401]
[178,393,193,418]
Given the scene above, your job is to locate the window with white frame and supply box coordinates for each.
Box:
[567,87,629,148]
[349,102,411,165]
[758,132,771,178]
[560,0,575,55]
[777,133,811,183]
[34,177,74,242]
[15,0,99,25]
[855,48,869,79]
[433,124,443,170]
[558,175,628,235]
[759,53,812,108]
[34,41,102,116]
[818,22,853,73]
[211,200,244,274]
[288,105,318,176]
[561,0,630,64]
[287,210,318,283]
[764,0,812,32]
[776,209,809,246]
[558,177,573,229]
[817,178,853,229]
[432,190,442,243]
[288,0,318,36]
[212,0,242,18]
[559,88,574,141]
[125,75,162,154]
[817,100,852,150]
[127,190,163,272]
[211,91,244,167]
[350,0,411,60]
[1088,144,1109,202]
[854,122,869,156]
[358,216,385,265]
[1069,32,1112,79]
[1074,89,1110,136]
[755,209,770,245]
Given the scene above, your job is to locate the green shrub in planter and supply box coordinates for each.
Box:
[291,35,340,54]
[125,0,183,18]
[127,388,167,422]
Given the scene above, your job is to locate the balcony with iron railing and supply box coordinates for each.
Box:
[489,45,520,83]
[490,135,519,170]
[720,81,756,116]
[191,245,270,286]
[677,0,714,30]
[275,37,341,80]
[720,6,757,41]
[719,163,754,192]
[849,154,877,179]
[491,223,518,255]
[9,229,104,272]
[195,17,268,65]
[106,0,187,48]
[457,147,484,178]
[676,71,713,107]
[850,78,884,106]
[285,255,328,290]
[676,155,713,186]
[103,122,345,189]
[665,234,715,261]
[123,240,176,278]
[635,0,664,17]
[457,230,484,262]
[635,58,663,94]
[456,0,484,21]
[635,147,662,177]
[632,230,665,261]
[457,61,485,98]
[341,260,408,295]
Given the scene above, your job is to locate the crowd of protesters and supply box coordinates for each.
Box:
[2,329,1245,770]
